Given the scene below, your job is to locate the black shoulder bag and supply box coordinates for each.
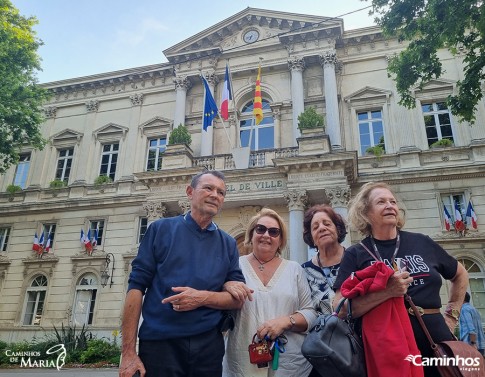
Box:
[301,298,366,377]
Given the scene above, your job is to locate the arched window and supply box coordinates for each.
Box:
[239,99,274,151]
[22,275,48,325]
[72,273,98,326]
[458,258,485,322]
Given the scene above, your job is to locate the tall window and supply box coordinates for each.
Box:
[22,275,48,326]
[239,99,274,151]
[146,138,166,171]
[358,110,385,155]
[458,258,485,323]
[55,148,74,183]
[89,220,105,246]
[13,153,31,189]
[72,273,97,326]
[0,227,10,252]
[422,102,454,147]
[42,223,57,249]
[99,143,119,180]
[138,217,148,243]
[442,193,466,227]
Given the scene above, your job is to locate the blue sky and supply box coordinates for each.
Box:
[12,1,376,83]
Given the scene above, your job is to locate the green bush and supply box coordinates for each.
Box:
[94,175,113,187]
[297,107,325,131]
[430,138,453,148]
[169,124,192,146]
[79,339,120,364]
[6,184,22,195]
[49,179,67,189]
[365,145,385,157]
[53,323,90,353]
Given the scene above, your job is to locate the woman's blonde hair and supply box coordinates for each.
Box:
[243,208,288,254]
[348,181,406,236]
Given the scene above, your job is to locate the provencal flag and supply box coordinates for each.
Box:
[253,65,263,125]
[202,76,218,131]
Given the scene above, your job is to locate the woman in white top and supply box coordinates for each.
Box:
[224,208,317,377]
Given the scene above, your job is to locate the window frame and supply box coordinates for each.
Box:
[55,147,74,183]
[22,275,48,326]
[441,192,467,231]
[99,143,119,180]
[357,109,386,156]
[72,273,98,326]
[421,101,454,147]
[13,153,31,189]
[138,217,148,244]
[146,137,166,171]
[239,99,274,151]
[89,220,105,247]
[0,226,11,252]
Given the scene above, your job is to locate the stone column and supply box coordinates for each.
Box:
[120,93,144,180]
[173,76,191,130]
[325,186,351,247]
[270,104,282,148]
[200,72,218,156]
[283,190,308,263]
[142,201,167,226]
[320,51,342,149]
[288,57,306,146]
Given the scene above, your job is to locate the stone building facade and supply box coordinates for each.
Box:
[0,8,484,342]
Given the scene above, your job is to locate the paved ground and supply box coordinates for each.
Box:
[0,368,118,376]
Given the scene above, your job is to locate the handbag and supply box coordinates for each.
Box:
[301,298,366,377]
[248,333,273,367]
[405,295,485,377]
[217,310,235,332]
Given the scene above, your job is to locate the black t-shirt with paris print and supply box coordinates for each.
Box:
[334,230,457,309]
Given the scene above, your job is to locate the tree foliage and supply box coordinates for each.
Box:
[369,0,485,123]
[0,0,50,173]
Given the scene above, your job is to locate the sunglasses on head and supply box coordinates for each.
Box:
[254,224,281,238]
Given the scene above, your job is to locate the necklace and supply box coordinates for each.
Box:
[252,253,278,271]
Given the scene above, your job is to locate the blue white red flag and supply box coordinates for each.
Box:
[454,202,465,231]
[443,206,452,231]
[32,232,41,252]
[466,201,478,229]
[220,64,232,120]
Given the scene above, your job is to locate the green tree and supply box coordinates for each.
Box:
[369,0,485,123]
[0,0,50,173]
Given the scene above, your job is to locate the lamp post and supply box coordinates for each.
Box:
[101,252,115,288]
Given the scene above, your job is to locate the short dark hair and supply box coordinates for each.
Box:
[303,204,347,247]
[190,170,225,188]
[464,292,471,303]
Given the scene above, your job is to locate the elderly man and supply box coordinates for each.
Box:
[120,170,252,377]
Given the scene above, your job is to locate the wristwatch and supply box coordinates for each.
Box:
[445,305,460,321]
[289,315,296,328]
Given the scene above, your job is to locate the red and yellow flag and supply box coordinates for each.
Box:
[253,65,263,125]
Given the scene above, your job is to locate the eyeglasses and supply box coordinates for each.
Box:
[254,224,281,238]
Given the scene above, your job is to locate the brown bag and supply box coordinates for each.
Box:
[248,333,273,366]
[406,295,485,377]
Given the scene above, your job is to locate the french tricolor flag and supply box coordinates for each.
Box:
[454,202,465,231]
[32,232,41,252]
[466,201,478,229]
[44,233,52,252]
[220,63,232,120]
[443,206,452,231]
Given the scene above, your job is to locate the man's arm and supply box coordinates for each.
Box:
[119,289,146,377]
[161,286,249,311]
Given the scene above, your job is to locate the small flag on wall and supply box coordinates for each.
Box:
[454,202,465,231]
[466,201,478,229]
[443,205,452,231]
[253,65,263,125]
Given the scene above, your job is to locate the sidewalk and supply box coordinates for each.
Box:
[0,368,118,376]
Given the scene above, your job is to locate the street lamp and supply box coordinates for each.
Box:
[101,252,115,288]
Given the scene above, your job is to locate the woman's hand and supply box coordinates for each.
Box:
[257,317,289,340]
[387,270,413,297]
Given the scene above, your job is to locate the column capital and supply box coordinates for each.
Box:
[85,99,99,112]
[288,56,306,72]
[319,50,339,68]
[174,75,192,91]
[44,106,57,118]
[204,71,219,86]
[130,93,144,106]
[178,199,191,214]
[142,201,167,221]
[325,186,351,207]
[284,190,308,211]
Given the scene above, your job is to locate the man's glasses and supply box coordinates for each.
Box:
[254,224,281,238]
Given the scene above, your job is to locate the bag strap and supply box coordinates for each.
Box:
[405,294,438,349]
[334,297,354,321]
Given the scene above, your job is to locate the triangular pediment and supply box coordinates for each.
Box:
[93,123,129,142]
[414,78,455,92]
[163,8,343,64]
[50,128,83,147]
[139,116,172,137]
[344,86,392,104]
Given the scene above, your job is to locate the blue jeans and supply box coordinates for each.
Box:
[139,328,224,377]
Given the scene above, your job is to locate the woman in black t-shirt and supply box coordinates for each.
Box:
[333,182,469,377]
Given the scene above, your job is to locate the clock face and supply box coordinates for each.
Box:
[243,30,259,44]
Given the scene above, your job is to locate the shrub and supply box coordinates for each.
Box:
[94,175,113,187]
[6,184,22,195]
[79,338,120,364]
[52,323,90,353]
[365,145,385,157]
[169,124,192,146]
[49,179,67,189]
[430,138,453,148]
[297,107,325,131]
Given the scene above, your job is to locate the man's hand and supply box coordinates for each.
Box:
[119,352,145,377]
[162,287,209,311]
[223,281,254,302]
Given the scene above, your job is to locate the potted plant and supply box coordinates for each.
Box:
[6,184,22,201]
[430,138,453,148]
[365,145,385,157]
[94,175,113,189]
[169,124,192,146]
[297,107,325,133]
[49,179,67,189]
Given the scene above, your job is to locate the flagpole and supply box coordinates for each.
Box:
[226,60,241,148]
[217,114,234,149]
